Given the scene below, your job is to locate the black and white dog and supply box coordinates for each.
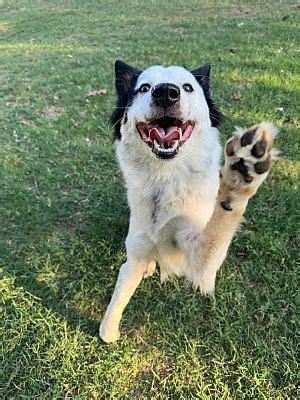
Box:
[100,60,278,342]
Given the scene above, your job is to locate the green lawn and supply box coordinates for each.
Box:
[0,0,298,398]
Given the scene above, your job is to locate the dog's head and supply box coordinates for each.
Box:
[110,60,223,160]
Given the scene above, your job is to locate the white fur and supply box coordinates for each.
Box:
[100,66,222,342]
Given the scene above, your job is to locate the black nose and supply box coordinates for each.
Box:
[152,83,180,108]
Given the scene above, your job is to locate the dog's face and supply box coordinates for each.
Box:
[110,60,222,160]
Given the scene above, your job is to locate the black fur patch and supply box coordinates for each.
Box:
[190,64,224,127]
[110,60,142,141]
[221,200,232,211]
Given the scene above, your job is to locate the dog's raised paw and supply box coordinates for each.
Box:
[223,122,279,194]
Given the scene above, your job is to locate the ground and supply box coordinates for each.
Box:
[0,0,298,398]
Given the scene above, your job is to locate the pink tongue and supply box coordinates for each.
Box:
[149,126,180,144]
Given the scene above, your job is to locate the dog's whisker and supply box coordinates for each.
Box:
[110,116,124,128]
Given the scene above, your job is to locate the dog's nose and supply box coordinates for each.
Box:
[152,83,180,108]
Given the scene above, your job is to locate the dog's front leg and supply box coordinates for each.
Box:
[193,122,278,294]
[100,258,155,343]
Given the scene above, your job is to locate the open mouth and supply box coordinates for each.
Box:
[136,116,195,159]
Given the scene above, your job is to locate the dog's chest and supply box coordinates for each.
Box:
[132,170,218,235]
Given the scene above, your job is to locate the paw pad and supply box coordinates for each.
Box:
[241,129,256,147]
[251,139,267,158]
[224,122,278,185]
[254,158,270,174]
[230,159,253,182]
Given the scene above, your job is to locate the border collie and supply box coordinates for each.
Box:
[100,60,278,342]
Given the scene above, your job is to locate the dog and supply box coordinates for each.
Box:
[99,60,278,343]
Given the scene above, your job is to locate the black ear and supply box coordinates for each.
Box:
[110,60,142,140]
[115,60,142,98]
[191,64,223,127]
[191,63,211,89]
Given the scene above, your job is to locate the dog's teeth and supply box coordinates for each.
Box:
[178,128,182,140]
[154,140,160,150]
[171,140,179,150]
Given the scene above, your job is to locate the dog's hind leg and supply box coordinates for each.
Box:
[191,122,279,294]
[99,258,156,343]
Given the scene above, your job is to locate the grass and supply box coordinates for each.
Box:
[0,0,298,398]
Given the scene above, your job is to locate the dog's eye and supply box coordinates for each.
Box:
[183,83,194,92]
[138,84,151,93]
